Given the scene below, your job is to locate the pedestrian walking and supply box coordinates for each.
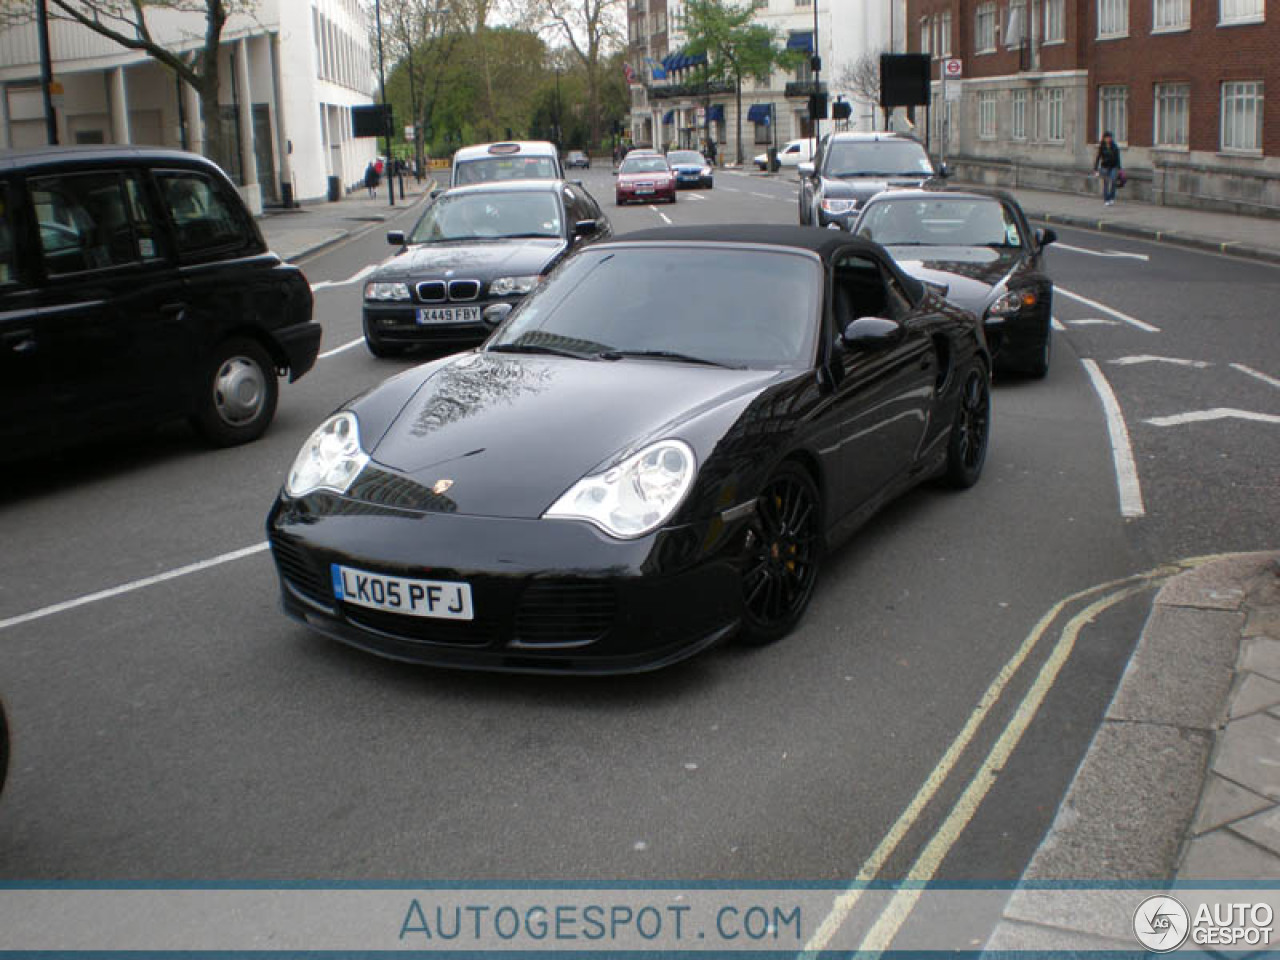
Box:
[364,160,380,199]
[706,138,717,167]
[1094,131,1122,207]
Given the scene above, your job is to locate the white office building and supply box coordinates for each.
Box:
[0,0,378,210]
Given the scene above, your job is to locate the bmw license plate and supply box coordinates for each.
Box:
[416,306,481,325]
[331,564,474,620]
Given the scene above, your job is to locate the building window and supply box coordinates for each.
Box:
[795,0,812,7]
[978,91,998,139]
[1099,85,1128,143]
[1044,0,1065,41]
[1219,0,1264,24]
[654,11,666,32]
[1221,81,1263,152]
[1046,87,1065,141]
[921,17,932,55]
[752,0,767,9]
[1098,0,1128,37]
[1006,0,1028,46]
[975,3,998,52]
[940,11,953,55]
[1152,0,1189,30]
[1154,83,1189,147]
[1012,89,1028,139]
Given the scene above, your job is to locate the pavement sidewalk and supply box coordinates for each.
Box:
[987,552,1280,949]
[256,176,436,263]
[745,166,1280,266]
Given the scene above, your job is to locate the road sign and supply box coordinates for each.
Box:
[943,58,963,79]
[404,125,415,141]
[945,78,962,101]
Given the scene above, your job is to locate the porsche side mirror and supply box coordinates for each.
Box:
[798,162,816,178]
[483,303,513,325]
[387,230,406,246]
[573,219,600,238]
[842,316,902,349]
[1037,227,1058,247]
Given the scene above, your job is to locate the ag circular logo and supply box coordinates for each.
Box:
[1134,895,1190,952]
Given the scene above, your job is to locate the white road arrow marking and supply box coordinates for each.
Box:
[310,264,377,292]
[1051,316,1066,331]
[1082,359,1145,518]
[1064,317,1119,326]
[1056,286,1160,332]
[1231,363,1280,391]
[1145,408,1280,428]
[649,205,672,224]
[1110,355,1211,369]
[1052,241,1150,261]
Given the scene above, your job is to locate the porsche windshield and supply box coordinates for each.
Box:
[856,197,1023,248]
[408,191,563,243]
[488,246,821,370]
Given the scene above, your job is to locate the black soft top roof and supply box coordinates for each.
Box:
[605,224,888,263]
[0,144,220,174]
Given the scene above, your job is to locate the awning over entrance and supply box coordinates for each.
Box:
[786,31,814,52]
[707,104,724,123]
[662,110,675,123]
[746,103,772,124]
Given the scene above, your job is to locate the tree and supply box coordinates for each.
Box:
[520,0,624,151]
[680,0,799,165]
[838,49,888,129]
[382,0,466,172]
[19,1,248,171]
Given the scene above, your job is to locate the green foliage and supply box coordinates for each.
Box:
[680,0,800,86]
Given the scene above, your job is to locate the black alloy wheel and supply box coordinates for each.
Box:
[191,336,279,447]
[736,462,822,646]
[944,367,991,488]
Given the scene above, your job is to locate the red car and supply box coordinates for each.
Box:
[615,154,677,205]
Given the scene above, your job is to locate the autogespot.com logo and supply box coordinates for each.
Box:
[1134,895,1190,952]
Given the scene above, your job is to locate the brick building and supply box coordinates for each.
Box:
[906,0,1278,216]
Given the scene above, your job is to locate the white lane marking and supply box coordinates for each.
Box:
[688,192,707,200]
[1051,316,1066,332]
[310,264,377,292]
[1053,241,1150,261]
[0,543,270,633]
[1145,408,1280,428]
[749,191,777,200]
[1055,286,1160,333]
[721,186,741,193]
[648,205,672,224]
[1110,355,1211,369]
[1065,317,1119,326]
[1232,363,1280,391]
[319,337,366,360]
[801,564,1185,956]
[1081,358,1145,518]
[855,581,1156,952]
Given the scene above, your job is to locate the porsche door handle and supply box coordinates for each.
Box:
[2,329,36,355]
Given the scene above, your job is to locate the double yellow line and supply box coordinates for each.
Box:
[802,555,1227,956]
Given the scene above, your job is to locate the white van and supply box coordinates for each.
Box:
[754,138,816,171]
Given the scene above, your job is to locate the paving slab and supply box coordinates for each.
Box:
[1190,774,1273,836]
[1240,637,1280,684]
[1212,712,1280,802]
[984,916,1135,952]
[1230,673,1280,720]
[1179,828,1280,879]
[1229,805,1280,859]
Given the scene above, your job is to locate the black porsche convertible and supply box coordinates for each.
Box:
[268,225,990,674]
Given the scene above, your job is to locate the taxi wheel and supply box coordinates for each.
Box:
[192,336,279,447]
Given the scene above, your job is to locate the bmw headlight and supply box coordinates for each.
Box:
[490,275,542,296]
[544,439,696,539]
[987,289,1038,317]
[285,412,370,498]
[820,198,857,214]
[364,281,411,301]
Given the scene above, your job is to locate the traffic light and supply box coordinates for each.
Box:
[808,92,828,120]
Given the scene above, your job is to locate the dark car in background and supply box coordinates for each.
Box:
[0,145,319,461]
[853,187,1055,378]
[615,153,677,205]
[269,225,989,674]
[363,179,611,356]
[666,150,714,189]
[798,132,940,230]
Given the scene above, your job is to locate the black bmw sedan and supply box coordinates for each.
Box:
[269,225,990,674]
[852,188,1056,378]
[362,179,611,357]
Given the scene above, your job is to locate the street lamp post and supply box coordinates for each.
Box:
[811,0,820,145]
[36,0,58,145]
[374,0,395,206]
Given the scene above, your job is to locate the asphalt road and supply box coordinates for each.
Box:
[1,167,1276,942]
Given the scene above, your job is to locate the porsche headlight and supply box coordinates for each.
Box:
[285,412,369,498]
[364,281,411,301]
[987,289,1038,317]
[544,439,696,539]
[820,198,857,214]
[490,275,542,296]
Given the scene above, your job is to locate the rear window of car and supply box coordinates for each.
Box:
[453,156,559,185]
[30,169,164,276]
[156,170,249,255]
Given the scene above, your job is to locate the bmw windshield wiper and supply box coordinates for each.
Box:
[597,349,742,369]
[488,342,597,360]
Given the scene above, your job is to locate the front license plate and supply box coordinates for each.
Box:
[416,306,481,325]
[331,564,474,620]
[636,187,654,195]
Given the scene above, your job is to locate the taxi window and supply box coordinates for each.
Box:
[0,183,15,285]
[156,170,247,254]
[30,170,152,276]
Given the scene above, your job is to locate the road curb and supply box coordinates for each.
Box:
[1028,210,1280,266]
[985,552,1280,950]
